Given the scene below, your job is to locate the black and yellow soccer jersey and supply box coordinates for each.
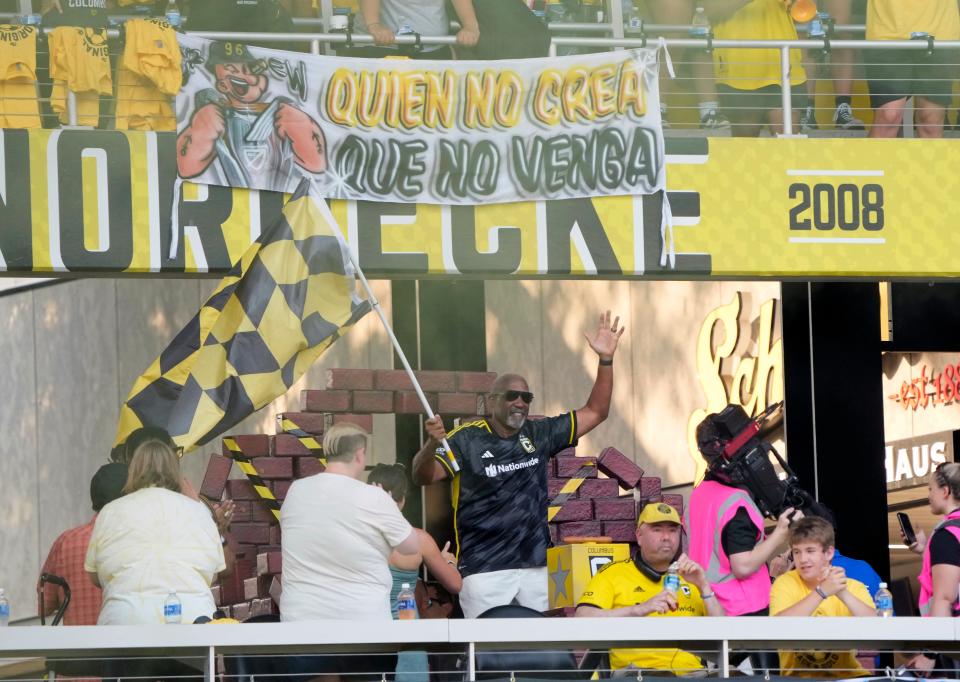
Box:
[436,413,577,577]
[578,558,706,675]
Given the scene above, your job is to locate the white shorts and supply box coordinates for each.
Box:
[459,567,548,619]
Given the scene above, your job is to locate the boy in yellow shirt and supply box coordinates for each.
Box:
[771,516,876,678]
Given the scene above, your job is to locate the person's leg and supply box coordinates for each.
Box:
[514,567,549,612]
[915,97,947,138]
[869,98,908,137]
[823,0,865,129]
[865,48,908,138]
[912,48,953,139]
[718,84,764,137]
[459,569,522,619]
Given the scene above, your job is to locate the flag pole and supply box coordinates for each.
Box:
[345,248,461,474]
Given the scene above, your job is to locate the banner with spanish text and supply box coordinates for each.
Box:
[4,129,960,280]
[175,35,665,204]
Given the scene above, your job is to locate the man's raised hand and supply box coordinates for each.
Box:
[584,310,624,359]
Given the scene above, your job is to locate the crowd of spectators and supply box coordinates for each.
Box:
[32,311,960,680]
[0,0,954,137]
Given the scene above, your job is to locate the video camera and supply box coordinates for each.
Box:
[697,402,828,520]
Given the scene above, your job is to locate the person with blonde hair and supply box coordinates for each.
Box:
[84,435,226,625]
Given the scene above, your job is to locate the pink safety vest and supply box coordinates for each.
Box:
[686,479,771,616]
[918,509,960,617]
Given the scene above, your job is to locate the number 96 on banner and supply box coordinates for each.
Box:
[788,182,885,232]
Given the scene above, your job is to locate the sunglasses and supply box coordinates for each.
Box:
[495,390,534,404]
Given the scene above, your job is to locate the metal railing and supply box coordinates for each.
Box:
[2,617,960,682]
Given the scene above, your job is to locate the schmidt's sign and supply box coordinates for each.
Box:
[885,430,955,491]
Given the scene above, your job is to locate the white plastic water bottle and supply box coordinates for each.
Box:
[808,10,828,38]
[0,589,9,626]
[165,0,182,28]
[396,583,417,620]
[875,582,894,617]
[163,590,182,624]
[664,562,681,594]
[396,16,413,35]
[690,7,710,38]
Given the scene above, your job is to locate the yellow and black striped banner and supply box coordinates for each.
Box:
[547,461,596,522]
[223,436,281,522]
[277,414,326,466]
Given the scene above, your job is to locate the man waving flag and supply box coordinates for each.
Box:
[115,179,370,450]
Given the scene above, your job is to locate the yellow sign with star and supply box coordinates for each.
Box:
[548,542,630,609]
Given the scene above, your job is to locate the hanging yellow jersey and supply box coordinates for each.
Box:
[866,0,960,40]
[49,27,112,126]
[0,25,40,128]
[713,0,806,91]
[115,18,178,130]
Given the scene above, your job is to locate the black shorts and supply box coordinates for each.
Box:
[865,47,956,108]
[717,84,806,122]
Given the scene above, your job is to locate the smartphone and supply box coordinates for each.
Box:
[898,512,917,546]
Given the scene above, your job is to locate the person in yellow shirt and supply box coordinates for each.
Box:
[706,0,807,137]
[865,0,960,138]
[771,516,876,678]
[575,503,725,677]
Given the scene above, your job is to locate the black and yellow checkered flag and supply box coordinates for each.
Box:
[115,179,370,450]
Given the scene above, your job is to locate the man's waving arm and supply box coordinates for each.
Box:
[575,310,625,439]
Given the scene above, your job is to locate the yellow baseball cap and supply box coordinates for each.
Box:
[637,502,681,527]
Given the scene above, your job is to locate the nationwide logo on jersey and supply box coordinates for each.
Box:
[481,450,494,459]
[484,457,540,477]
[519,435,536,454]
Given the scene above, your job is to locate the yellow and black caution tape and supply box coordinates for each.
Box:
[547,461,596,522]
[222,436,281,522]
[277,414,326,465]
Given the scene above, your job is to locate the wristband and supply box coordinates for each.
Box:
[599,358,613,366]
[815,586,828,600]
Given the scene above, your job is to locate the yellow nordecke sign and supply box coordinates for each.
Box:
[0,128,957,279]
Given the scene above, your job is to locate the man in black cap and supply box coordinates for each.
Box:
[38,463,128,625]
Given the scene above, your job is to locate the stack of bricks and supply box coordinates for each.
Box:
[198,368,498,620]
[548,446,685,552]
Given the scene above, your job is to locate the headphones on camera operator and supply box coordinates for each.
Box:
[695,402,830,521]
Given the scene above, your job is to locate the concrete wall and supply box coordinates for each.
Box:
[0,278,394,623]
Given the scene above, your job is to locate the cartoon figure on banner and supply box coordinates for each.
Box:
[176,41,326,193]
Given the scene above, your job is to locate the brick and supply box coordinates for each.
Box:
[597,447,644,489]
[276,412,325,436]
[551,499,593,522]
[662,494,685,515]
[326,368,374,390]
[548,457,556,477]
[351,390,395,413]
[233,544,259,560]
[232,601,251,622]
[548,478,578,500]
[235,558,257,580]
[272,480,293,501]
[249,456,293,480]
[232,523,271,545]
[556,456,597,479]
[548,524,558,546]
[218,572,245,605]
[603,521,637,543]
[558,521,603,542]
[391,391,437,414]
[244,576,272,601]
[211,585,222,606]
[272,434,316,456]
[257,551,283,576]
[301,390,352,413]
[250,598,278,618]
[232,500,278,524]
[221,434,270,458]
[593,497,637,521]
[269,524,282,545]
[200,454,233,500]
[297,457,325,478]
[226,479,259,500]
[456,371,497,393]
[437,392,484,416]
[638,477,662,500]
[555,447,576,459]
[579,478,621,499]
[374,369,457,393]
[327,413,374,432]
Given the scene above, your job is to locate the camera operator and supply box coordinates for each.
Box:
[686,406,803,617]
